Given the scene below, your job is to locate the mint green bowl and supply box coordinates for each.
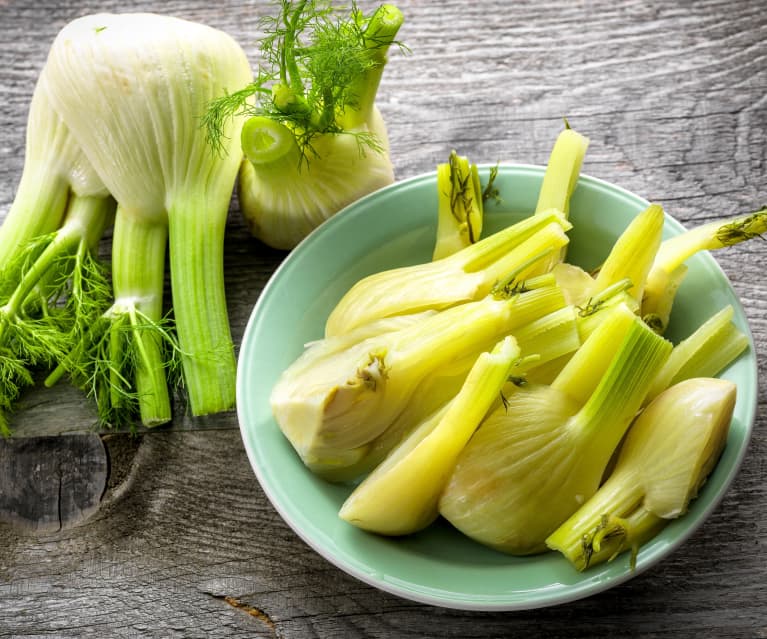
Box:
[236,165,757,611]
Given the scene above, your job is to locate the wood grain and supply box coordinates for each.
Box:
[0,0,766,637]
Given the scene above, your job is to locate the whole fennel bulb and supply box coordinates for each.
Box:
[205,1,406,250]
[41,12,253,422]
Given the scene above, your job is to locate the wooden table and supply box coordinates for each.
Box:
[1,1,765,636]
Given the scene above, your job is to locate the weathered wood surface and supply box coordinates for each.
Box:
[0,0,765,636]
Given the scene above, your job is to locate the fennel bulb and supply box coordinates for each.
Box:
[439,309,672,555]
[546,377,736,570]
[237,109,394,250]
[41,12,253,423]
[271,283,566,479]
[339,337,520,536]
[204,1,405,249]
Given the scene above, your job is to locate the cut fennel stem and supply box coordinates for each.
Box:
[546,377,736,571]
[339,336,520,535]
[271,282,567,479]
[535,124,590,217]
[646,304,749,403]
[325,208,571,337]
[42,12,253,418]
[534,123,589,269]
[439,310,672,555]
[523,280,637,386]
[550,203,665,308]
[432,150,485,260]
[642,205,767,333]
[591,203,665,303]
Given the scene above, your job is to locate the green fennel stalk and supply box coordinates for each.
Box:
[46,210,176,427]
[0,71,117,431]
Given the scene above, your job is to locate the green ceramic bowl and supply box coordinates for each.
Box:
[236,165,757,610]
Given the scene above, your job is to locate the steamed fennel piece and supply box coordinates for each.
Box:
[552,202,665,308]
[339,337,520,535]
[646,304,749,403]
[521,202,666,383]
[642,205,767,333]
[41,13,253,424]
[325,208,572,336]
[438,307,672,555]
[546,377,736,571]
[271,281,568,479]
[432,150,495,260]
[204,1,405,250]
[535,122,590,217]
[534,122,589,270]
[322,299,583,484]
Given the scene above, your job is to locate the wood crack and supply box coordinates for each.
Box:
[208,593,278,637]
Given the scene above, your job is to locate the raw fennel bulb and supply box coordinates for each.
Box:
[40,12,253,423]
[205,1,405,250]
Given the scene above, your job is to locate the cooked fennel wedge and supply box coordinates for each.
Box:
[325,208,571,337]
[432,150,489,260]
[339,337,520,536]
[439,308,672,555]
[272,282,566,479]
[546,377,736,571]
[642,205,767,333]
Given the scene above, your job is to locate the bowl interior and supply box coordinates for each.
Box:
[236,165,757,611]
